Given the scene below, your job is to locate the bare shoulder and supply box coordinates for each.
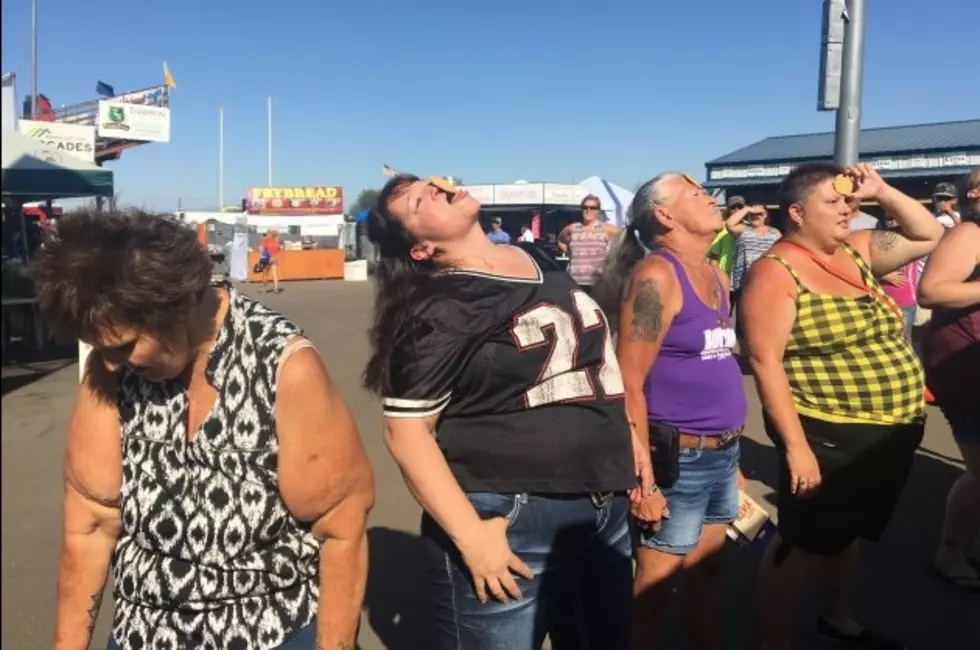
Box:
[742,254,797,298]
[66,357,122,504]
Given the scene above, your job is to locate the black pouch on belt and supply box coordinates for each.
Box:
[649,420,681,489]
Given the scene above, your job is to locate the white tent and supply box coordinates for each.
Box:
[577,176,635,228]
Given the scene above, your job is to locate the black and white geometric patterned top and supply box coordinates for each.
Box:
[110,285,319,649]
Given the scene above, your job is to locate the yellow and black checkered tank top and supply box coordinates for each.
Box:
[766,243,925,425]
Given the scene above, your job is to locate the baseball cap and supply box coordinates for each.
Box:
[726,195,746,209]
[933,182,956,199]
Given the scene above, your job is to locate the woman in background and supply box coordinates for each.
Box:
[919,168,980,592]
[261,228,283,293]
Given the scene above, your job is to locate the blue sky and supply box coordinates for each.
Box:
[2,0,977,211]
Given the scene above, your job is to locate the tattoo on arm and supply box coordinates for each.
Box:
[315,643,354,650]
[86,589,104,635]
[628,278,664,342]
[871,229,900,254]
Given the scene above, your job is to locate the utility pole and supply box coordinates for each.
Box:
[218,108,225,212]
[833,0,867,167]
[267,96,273,186]
[31,0,38,116]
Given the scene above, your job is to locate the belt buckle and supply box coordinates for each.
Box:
[590,492,612,508]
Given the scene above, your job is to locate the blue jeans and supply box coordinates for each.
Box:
[420,492,634,650]
[107,622,316,649]
[637,441,740,555]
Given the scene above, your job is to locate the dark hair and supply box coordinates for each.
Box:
[31,208,213,343]
[777,161,841,229]
[581,194,602,210]
[591,174,675,328]
[362,174,441,395]
[958,167,980,221]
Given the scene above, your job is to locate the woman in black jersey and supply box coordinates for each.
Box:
[364,174,647,649]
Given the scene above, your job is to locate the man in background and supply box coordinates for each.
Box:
[932,182,960,228]
[487,217,511,245]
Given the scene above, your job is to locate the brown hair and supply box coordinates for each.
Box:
[580,194,602,210]
[31,209,213,343]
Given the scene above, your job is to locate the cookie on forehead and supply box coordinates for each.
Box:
[429,176,456,193]
[832,174,854,196]
[681,173,702,189]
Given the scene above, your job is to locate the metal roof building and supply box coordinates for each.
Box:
[705,119,980,202]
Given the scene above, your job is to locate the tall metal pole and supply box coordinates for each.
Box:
[31,0,38,116]
[267,96,273,186]
[833,0,867,167]
[219,107,225,212]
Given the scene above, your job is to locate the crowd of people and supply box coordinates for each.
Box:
[28,164,978,650]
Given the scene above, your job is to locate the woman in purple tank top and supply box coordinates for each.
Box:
[594,172,748,649]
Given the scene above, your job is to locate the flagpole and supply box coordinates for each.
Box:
[31,0,38,116]
[267,95,273,186]
[219,107,225,212]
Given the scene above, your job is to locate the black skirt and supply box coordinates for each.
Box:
[763,412,924,556]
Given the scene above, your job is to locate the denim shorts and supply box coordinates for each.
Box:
[421,492,634,650]
[637,441,740,555]
[947,409,980,445]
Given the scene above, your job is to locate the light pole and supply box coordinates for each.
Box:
[31,0,38,116]
[267,95,273,186]
[219,107,225,211]
[833,0,867,167]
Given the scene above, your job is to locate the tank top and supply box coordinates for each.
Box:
[642,250,748,435]
[766,243,925,425]
[567,222,609,286]
[111,285,319,649]
[922,263,980,412]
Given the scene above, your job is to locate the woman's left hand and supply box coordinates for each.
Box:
[629,430,654,505]
[845,163,888,201]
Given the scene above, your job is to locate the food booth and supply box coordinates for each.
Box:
[239,185,348,281]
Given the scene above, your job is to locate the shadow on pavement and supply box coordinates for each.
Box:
[1,356,75,397]
[364,527,433,650]
[737,432,979,649]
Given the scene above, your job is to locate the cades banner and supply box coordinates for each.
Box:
[246,186,344,215]
[19,120,96,162]
[97,100,171,142]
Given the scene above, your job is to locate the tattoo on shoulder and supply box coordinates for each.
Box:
[628,278,664,342]
[86,589,104,635]
[871,229,900,253]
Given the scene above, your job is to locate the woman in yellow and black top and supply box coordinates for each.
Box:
[741,163,944,650]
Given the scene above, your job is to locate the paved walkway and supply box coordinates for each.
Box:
[2,281,977,649]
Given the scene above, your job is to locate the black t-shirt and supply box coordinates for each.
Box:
[382,244,634,494]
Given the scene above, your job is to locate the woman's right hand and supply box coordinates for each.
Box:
[457,518,534,604]
[630,488,670,532]
[785,444,822,496]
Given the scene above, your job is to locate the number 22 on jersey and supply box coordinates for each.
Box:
[510,290,625,408]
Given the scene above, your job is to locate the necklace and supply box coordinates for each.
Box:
[675,254,729,329]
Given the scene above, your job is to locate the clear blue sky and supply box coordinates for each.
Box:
[2,0,977,211]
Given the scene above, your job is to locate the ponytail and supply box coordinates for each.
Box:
[592,223,649,333]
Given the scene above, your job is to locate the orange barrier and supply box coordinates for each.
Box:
[246,249,345,282]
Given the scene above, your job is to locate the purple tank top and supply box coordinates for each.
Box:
[642,250,747,435]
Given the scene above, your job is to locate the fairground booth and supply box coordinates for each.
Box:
[705,119,980,223]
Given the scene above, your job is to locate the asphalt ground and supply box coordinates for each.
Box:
[2,280,977,649]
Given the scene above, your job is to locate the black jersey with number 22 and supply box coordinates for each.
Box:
[382,244,635,494]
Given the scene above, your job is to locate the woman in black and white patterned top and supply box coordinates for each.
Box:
[33,210,374,650]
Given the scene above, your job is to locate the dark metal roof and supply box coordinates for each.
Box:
[707,119,980,166]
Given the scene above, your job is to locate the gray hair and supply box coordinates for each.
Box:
[591,171,684,330]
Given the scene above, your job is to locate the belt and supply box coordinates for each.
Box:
[590,492,613,508]
[678,426,744,450]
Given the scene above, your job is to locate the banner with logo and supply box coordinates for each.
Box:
[18,120,96,162]
[246,186,344,215]
[97,101,171,142]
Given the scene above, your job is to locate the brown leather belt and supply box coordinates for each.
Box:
[678,427,744,450]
